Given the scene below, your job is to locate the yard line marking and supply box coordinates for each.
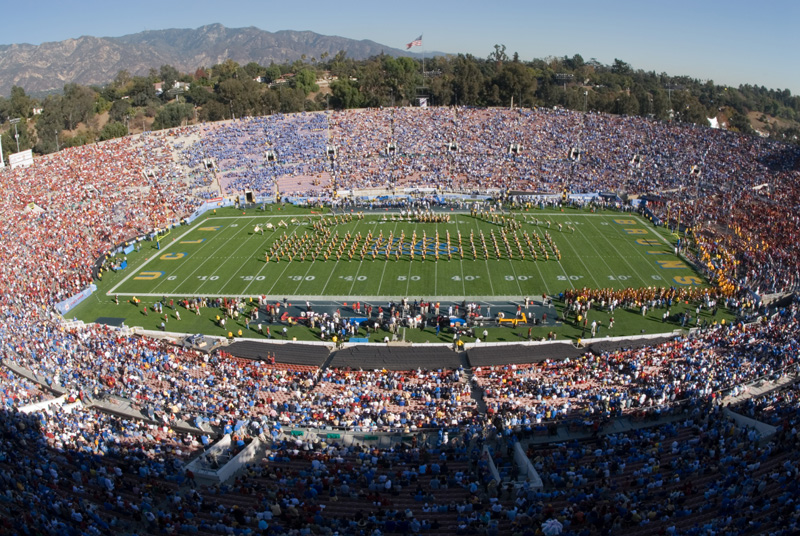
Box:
[318,255,341,299]
[264,225,305,296]
[472,218,496,296]
[434,230,439,297]
[540,226,586,289]
[347,258,366,296]
[346,219,379,296]
[150,220,248,296]
[599,214,665,287]
[216,228,275,294]
[241,238,280,295]
[405,223,419,296]
[568,216,619,285]
[504,250,524,296]
[528,236,550,295]
[452,217,466,296]
[294,250,320,295]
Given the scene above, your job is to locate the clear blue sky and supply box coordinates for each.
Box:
[3,0,798,95]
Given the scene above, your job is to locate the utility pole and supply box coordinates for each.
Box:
[9,118,21,152]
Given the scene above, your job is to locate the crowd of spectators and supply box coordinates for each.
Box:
[177,107,799,200]
[518,399,800,535]
[170,107,800,293]
[0,105,798,534]
[478,301,800,433]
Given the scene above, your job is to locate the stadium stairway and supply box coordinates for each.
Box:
[464,367,488,415]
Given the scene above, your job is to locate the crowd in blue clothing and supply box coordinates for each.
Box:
[179,108,797,199]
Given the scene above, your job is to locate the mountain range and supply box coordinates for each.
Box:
[0,24,434,96]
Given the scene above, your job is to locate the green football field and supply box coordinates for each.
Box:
[104,207,704,301]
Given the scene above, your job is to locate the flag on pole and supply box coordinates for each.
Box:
[406,35,422,49]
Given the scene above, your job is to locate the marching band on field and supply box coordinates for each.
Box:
[259,212,563,263]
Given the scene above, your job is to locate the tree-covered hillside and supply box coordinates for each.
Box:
[1,49,799,160]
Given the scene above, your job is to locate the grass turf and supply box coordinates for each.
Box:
[102,206,702,300]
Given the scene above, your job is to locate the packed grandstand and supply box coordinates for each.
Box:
[0,106,799,536]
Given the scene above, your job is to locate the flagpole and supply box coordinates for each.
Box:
[421,34,425,79]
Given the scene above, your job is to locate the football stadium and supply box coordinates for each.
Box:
[1,106,799,536]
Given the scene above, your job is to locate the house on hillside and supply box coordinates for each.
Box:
[154,81,191,96]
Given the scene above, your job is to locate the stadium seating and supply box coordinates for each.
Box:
[0,107,799,535]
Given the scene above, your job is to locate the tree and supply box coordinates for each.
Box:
[565,54,585,71]
[128,76,156,107]
[62,84,96,130]
[264,65,282,84]
[259,89,280,116]
[429,74,454,107]
[244,62,264,79]
[280,87,306,113]
[194,68,210,82]
[186,84,211,106]
[9,86,33,118]
[34,94,64,154]
[112,69,132,89]
[728,110,753,134]
[217,78,260,117]
[159,65,181,98]
[489,44,508,64]
[109,99,132,124]
[453,55,483,105]
[650,89,670,120]
[329,51,356,80]
[199,100,227,122]
[211,59,241,82]
[330,80,362,109]
[152,103,194,130]
[99,121,128,141]
[292,69,319,95]
[0,96,9,124]
[489,63,537,107]
[613,94,640,116]
[357,57,390,107]
[610,59,632,75]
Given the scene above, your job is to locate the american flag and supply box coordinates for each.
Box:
[406,35,422,49]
